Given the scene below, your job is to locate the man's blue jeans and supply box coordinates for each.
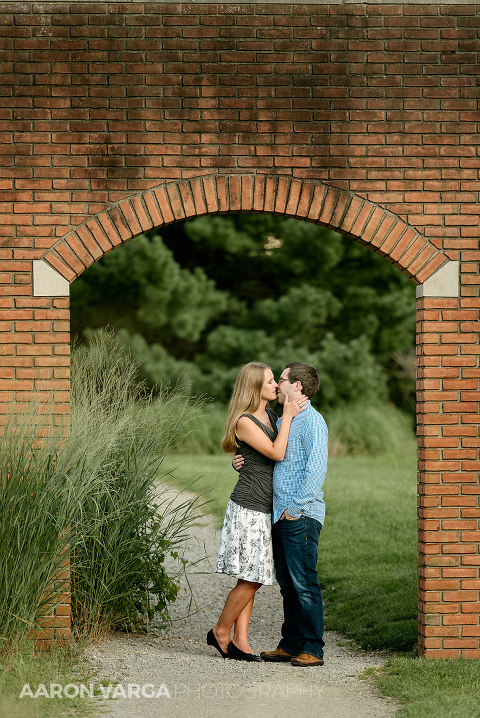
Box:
[272,516,325,659]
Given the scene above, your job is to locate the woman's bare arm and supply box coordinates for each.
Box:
[235,395,307,461]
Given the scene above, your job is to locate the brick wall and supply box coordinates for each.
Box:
[1,2,479,657]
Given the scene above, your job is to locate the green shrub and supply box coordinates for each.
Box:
[172,400,415,458]
[173,403,227,455]
[324,402,415,456]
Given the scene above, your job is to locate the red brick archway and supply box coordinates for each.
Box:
[2,1,479,658]
[33,172,463,658]
[39,175,448,285]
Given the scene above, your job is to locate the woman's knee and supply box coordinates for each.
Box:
[237,579,262,591]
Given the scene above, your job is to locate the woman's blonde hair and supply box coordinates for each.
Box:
[221,362,270,454]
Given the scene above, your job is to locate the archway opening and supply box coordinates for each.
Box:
[69,207,418,653]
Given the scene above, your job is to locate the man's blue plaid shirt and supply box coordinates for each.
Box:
[272,401,328,525]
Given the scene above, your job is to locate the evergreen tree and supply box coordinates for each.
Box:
[71,214,416,412]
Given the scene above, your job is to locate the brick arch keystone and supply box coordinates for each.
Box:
[40,174,450,287]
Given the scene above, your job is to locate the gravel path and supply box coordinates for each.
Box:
[85,489,399,718]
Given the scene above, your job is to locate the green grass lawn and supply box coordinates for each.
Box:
[321,452,418,652]
[161,447,480,718]
[0,639,98,718]
[374,656,480,718]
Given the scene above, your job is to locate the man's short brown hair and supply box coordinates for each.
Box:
[284,362,320,399]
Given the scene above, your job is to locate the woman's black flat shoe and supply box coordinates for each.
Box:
[207,629,230,658]
[228,642,261,662]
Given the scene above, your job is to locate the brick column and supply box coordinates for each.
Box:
[1,259,72,647]
[417,257,480,658]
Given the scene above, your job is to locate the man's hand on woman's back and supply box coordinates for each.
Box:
[232,454,244,472]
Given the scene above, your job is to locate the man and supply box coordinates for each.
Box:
[234,362,328,667]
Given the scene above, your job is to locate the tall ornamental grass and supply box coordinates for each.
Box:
[0,329,203,645]
[70,330,204,637]
[0,402,96,644]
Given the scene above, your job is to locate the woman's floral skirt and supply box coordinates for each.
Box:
[215,499,275,586]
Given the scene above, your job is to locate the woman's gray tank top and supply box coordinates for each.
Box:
[229,407,278,514]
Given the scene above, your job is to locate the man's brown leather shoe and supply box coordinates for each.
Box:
[290,653,324,667]
[260,648,298,662]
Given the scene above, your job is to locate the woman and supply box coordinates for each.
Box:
[207,361,306,662]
